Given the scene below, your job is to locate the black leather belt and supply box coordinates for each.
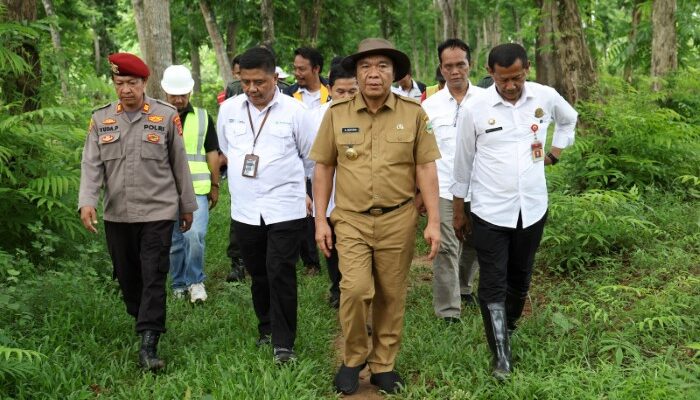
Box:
[362,198,413,216]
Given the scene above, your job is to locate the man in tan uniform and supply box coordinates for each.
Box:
[78,53,197,372]
[311,38,441,395]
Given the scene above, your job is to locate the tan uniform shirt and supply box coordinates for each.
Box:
[310,92,441,213]
[78,96,197,223]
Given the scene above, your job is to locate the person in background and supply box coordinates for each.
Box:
[421,66,446,101]
[161,65,220,304]
[391,70,426,101]
[78,53,197,371]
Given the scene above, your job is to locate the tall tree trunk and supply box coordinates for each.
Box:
[512,6,523,44]
[190,39,202,94]
[199,0,233,85]
[536,0,597,104]
[462,0,469,45]
[409,0,420,78]
[260,0,275,47]
[623,0,643,83]
[379,1,390,39]
[651,0,677,91]
[92,16,101,74]
[40,0,68,98]
[132,0,172,100]
[308,0,323,46]
[1,0,41,112]
[535,0,556,87]
[226,20,238,61]
[436,0,458,40]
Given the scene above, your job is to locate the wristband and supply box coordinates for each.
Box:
[546,152,559,165]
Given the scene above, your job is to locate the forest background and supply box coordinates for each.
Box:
[0,0,699,399]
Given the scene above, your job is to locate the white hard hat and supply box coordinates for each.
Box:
[161,65,194,95]
[276,66,289,79]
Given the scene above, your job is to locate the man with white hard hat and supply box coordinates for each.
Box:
[161,65,220,303]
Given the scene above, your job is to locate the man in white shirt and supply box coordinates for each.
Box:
[300,62,359,308]
[421,39,485,323]
[217,47,314,365]
[391,71,425,101]
[285,47,331,108]
[451,43,577,380]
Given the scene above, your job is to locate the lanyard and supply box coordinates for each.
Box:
[245,102,273,155]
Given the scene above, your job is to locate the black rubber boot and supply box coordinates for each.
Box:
[505,289,527,336]
[138,330,165,372]
[226,258,245,282]
[480,302,512,381]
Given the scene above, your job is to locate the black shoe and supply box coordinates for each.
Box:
[329,292,340,309]
[443,316,461,323]
[480,302,512,381]
[334,363,366,395]
[273,346,297,364]
[461,293,478,307]
[256,334,271,347]
[370,370,404,394]
[226,258,245,283]
[138,330,165,372]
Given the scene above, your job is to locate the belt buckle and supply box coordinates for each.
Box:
[369,208,383,216]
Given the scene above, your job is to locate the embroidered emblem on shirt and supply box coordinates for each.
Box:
[148,115,164,123]
[396,123,404,130]
[426,121,434,135]
[142,103,150,113]
[116,104,123,113]
[172,115,183,136]
[146,133,160,143]
[101,134,115,143]
[341,127,360,133]
[102,118,117,125]
[535,108,544,118]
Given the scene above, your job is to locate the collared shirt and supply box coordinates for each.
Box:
[79,96,198,222]
[217,90,313,225]
[422,83,485,200]
[300,102,336,217]
[450,81,577,228]
[391,79,423,101]
[297,87,322,108]
[310,92,441,213]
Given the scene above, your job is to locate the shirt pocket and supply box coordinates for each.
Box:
[140,131,168,160]
[384,125,415,163]
[227,121,249,153]
[268,122,294,157]
[98,131,123,161]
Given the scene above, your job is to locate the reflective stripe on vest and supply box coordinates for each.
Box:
[182,107,211,195]
[293,84,330,105]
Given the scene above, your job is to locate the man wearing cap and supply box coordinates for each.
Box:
[78,53,197,371]
[161,65,220,304]
[217,47,314,365]
[311,38,441,394]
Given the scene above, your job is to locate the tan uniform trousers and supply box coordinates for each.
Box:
[331,202,418,372]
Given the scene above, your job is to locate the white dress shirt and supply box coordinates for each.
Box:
[217,90,313,225]
[391,79,423,101]
[450,81,578,228]
[298,87,322,108]
[422,83,485,200]
[300,102,336,217]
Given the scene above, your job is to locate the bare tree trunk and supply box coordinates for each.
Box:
[623,0,643,83]
[536,0,556,87]
[92,15,101,74]
[190,39,202,94]
[1,0,41,112]
[409,0,420,78]
[436,0,458,40]
[462,0,469,45]
[512,6,523,44]
[261,0,275,47]
[40,0,68,98]
[308,0,323,46]
[226,20,238,61]
[199,0,233,85]
[132,0,173,100]
[651,0,677,91]
[379,1,390,39]
[486,13,501,48]
[536,0,597,103]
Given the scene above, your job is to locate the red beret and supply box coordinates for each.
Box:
[108,53,150,79]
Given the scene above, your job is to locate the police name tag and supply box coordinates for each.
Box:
[242,154,259,178]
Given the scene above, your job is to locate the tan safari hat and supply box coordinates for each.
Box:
[341,38,410,82]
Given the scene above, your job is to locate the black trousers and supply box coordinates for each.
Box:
[104,220,173,333]
[299,178,320,267]
[233,217,304,348]
[472,211,547,304]
[325,217,340,297]
[227,218,241,260]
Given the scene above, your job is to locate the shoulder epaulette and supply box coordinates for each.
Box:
[396,95,421,106]
[91,102,111,114]
[155,99,177,110]
[329,96,354,108]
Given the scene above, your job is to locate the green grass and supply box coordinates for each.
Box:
[1,184,698,399]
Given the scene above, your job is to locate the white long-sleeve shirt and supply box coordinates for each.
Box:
[450,81,577,228]
[217,90,313,225]
[421,83,485,200]
[300,102,336,217]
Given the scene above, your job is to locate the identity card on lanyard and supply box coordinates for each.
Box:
[242,102,273,178]
[530,123,544,162]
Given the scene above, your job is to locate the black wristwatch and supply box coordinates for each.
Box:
[546,152,559,165]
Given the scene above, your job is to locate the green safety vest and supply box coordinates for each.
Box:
[183,107,211,195]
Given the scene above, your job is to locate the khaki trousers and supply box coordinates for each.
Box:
[432,197,461,317]
[331,203,418,372]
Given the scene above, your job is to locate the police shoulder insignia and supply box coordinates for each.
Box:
[142,103,151,113]
[116,103,123,114]
[91,102,111,113]
[148,115,164,123]
[172,115,183,136]
[329,96,353,108]
[155,99,177,110]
